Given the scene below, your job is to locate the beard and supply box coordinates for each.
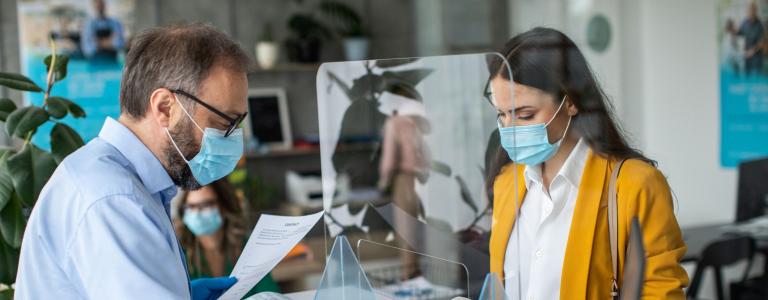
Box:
[163,116,203,191]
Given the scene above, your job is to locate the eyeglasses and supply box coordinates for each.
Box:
[169,89,247,137]
[184,199,217,211]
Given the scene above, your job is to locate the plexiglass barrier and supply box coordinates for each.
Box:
[316,54,521,299]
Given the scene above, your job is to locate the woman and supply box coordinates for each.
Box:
[486,28,688,299]
[174,179,280,296]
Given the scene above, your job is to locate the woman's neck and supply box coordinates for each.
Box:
[541,133,581,191]
[197,229,224,251]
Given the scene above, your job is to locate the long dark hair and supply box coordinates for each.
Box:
[174,179,248,275]
[485,27,654,201]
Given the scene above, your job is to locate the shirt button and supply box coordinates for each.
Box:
[535,250,543,258]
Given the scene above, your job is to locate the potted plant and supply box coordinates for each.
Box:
[0,42,86,298]
[320,1,370,61]
[255,22,279,70]
[284,12,331,63]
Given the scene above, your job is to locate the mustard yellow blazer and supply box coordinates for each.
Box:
[489,150,689,299]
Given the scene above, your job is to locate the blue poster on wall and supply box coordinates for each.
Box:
[17,0,134,150]
[719,0,768,167]
[26,57,123,151]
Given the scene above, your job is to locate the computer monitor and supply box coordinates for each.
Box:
[736,157,768,222]
[244,88,293,150]
[620,217,646,300]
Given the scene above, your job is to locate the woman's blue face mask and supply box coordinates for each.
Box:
[183,207,223,236]
[498,96,572,166]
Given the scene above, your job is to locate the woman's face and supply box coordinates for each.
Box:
[490,77,575,144]
[185,186,220,212]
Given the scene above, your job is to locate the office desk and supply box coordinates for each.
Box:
[682,222,768,263]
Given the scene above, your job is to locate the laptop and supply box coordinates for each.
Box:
[620,217,646,300]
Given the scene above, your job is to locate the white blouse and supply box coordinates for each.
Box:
[504,139,589,300]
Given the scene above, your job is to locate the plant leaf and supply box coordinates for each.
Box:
[0,237,19,285]
[0,194,25,248]
[0,288,13,300]
[5,107,49,139]
[50,123,84,163]
[7,145,57,207]
[0,170,13,212]
[44,54,69,82]
[0,72,43,92]
[455,175,479,214]
[0,99,17,122]
[50,97,85,118]
[45,97,68,119]
[431,160,452,177]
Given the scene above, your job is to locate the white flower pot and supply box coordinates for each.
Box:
[256,42,279,70]
[343,37,369,61]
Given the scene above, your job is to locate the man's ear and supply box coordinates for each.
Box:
[149,88,175,128]
[565,96,579,116]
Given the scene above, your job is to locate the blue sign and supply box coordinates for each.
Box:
[25,56,122,151]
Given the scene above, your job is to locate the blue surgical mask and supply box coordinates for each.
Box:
[498,96,571,166]
[165,95,244,186]
[183,207,223,236]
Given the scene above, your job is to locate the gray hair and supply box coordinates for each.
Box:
[119,23,250,119]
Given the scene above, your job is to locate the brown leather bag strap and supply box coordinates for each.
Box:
[608,159,626,299]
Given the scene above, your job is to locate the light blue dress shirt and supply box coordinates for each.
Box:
[15,117,191,299]
[81,17,125,58]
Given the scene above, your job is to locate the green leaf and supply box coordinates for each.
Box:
[0,232,19,284]
[455,176,479,214]
[45,97,68,119]
[48,97,85,118]
[0,288,13,300]
[431,160,452,177]
[50,123,84,163]
[0,72,43,92]
[0,170,13,212]
[0,194,25,248]
[0,99,17,122]
[6,145,57,207]
[5,106,49,139]
[44,55,69,82]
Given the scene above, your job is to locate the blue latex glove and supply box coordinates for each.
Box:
[191,277,238,300]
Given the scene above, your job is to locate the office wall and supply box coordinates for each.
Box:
[509,0,736,227]
[625,0,736,227]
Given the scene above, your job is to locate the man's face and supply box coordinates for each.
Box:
[163,64,248,190]
[94,0,105,17]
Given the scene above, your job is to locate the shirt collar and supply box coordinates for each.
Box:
[98,117,177,198]
[523,138,589,189]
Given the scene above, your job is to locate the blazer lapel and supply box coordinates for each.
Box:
[489,164,527,277]
[559,151,609,299]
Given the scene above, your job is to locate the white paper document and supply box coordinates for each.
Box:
[218,211,324,300]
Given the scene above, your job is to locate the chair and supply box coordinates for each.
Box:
[687,236,756,300]
[736,157,768,222]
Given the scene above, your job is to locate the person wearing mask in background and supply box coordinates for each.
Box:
[175,179,281,297]
[81,0,125,61]
[486,27,688,299]
[16,24,250,299]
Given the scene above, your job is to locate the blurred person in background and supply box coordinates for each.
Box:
[175,178,281,297]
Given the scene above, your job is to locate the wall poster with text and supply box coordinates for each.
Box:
[719,0,768,167]
[17,0,135,149]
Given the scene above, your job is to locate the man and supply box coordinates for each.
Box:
[81,0,125,60]
[739,1,765,75]
[15,24,250,299]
